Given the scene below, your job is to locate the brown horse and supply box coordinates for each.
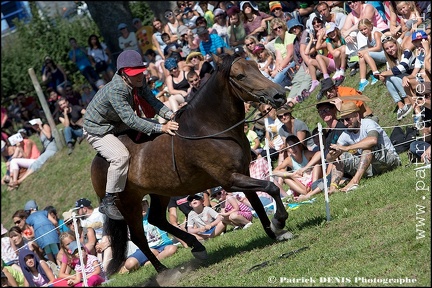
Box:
[91,51,291,276]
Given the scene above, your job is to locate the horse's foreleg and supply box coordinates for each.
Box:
[148,195,208,260]
[228,173,291,240]
[121,195,167,274]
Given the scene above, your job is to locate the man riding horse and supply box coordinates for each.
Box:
[83,50,180,220]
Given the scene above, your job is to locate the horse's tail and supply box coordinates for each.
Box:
[104,218,128,276]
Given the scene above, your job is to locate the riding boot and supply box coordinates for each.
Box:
[100,193,124,220]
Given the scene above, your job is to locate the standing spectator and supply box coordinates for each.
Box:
[41,56,68,96]
[57,97,85,155]
[132,18,153,57]
[240,1,274,42]
[68,37,100,92]
[87,34,114,83]
[118,23,140,54]
[376,35,415,121]
[23,200,60,265]
[15,119,58,186]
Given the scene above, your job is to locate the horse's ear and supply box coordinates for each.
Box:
[224,48,234,56]
[213,53,222,66]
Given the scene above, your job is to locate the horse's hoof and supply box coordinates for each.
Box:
[192,250,208,260]
[155,268,182,286]
[275,230,294,241]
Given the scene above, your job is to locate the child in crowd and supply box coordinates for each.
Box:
[214,190,253,230]
[186,193,225,240]
[325,22,347,85]
[253,43,275,80]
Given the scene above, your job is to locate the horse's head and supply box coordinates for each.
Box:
[213,51,286,108]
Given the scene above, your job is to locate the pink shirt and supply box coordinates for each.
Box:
[351,4,389,32]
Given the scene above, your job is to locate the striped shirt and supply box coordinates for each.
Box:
[386,49,415,76]
[199,33,227,56]
[83,73,173,136]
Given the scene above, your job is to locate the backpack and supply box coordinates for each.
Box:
[390,126,418,154]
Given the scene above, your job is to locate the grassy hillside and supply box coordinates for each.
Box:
[1,68,430,286]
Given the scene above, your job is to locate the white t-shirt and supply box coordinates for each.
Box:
[337,118,397,155]
[80,207,105,241]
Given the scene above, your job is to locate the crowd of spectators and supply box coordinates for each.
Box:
[1,1,431,283]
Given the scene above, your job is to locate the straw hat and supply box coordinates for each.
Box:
[186,52,204,64]
[339,102,360,118]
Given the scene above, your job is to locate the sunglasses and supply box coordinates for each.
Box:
[347,1,356,5]
[381,35,395,44]
[165,12,174,18]
[246,42,255,46]
[273,26,283,32]
[341,116,353,122]
[318,107,331,115]
[14,219,22,225]
[169,67,178,72]
[188,78,199,83]
[277,112,291,119]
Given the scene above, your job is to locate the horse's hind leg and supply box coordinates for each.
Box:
[148,195,208,260]
[228,173,292,240]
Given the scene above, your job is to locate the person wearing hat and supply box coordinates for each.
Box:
[23,200,61,265]
[319,77,375,120]
[226,5,246,48]
[240,1,273,42]
[164,57,190,112]
[118,23,139,54]
[323,22,347,86]
[327,101,401,192]
[186,193,225,240]
[197,25,228,59]
[18,249,56,287]
[83,50,179,220]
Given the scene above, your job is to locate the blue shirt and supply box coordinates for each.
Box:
[199,33,228,56]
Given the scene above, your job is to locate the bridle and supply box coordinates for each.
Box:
[175,56,273,140]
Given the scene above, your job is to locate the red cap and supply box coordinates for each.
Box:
[123,67,146,76]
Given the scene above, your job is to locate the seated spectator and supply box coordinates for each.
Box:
[273,135,322,201]
[7,129,41,190]
[56,231,78,281]
[319,77,375,120]
[244,123,262,155]
[315,2,347,30]
[15,119,58,186]
[240,1,273,42]
[63,241,106,286]
[63,211,97,256]
[186,193,225,240]
[23,200,60,265]
[164,57,190,112]
[327,102,401,192]
[376,35,415,121]
[8,225,45,261]
[243,35,259,61]
[226,5,246,48]
[184,51,213,80]
[57,97,85,155]
[253,43,276,81]
[161,32,183,60]
[11,210,34,241]
[18,249,56,287]
[64,84,82,106]
[120,196,178,274]
[276,106,317,152]
[197,25,228,57]
[324,22,347,86]
[1,223,20,269]
[214,189,253,230]
[44,205,69,234]
[80,84,96,108]
[2,261,24,287]
[394,1,423,51]
[356,19,386,92]
[41,56,69,96]
[46,87,62,121]
[212,8,229,46]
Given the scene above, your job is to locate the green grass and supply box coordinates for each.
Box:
[1,69,430,286]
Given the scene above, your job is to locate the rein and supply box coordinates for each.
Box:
[174,57,271,140]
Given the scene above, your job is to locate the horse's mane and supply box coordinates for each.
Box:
[175,53,236,119]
